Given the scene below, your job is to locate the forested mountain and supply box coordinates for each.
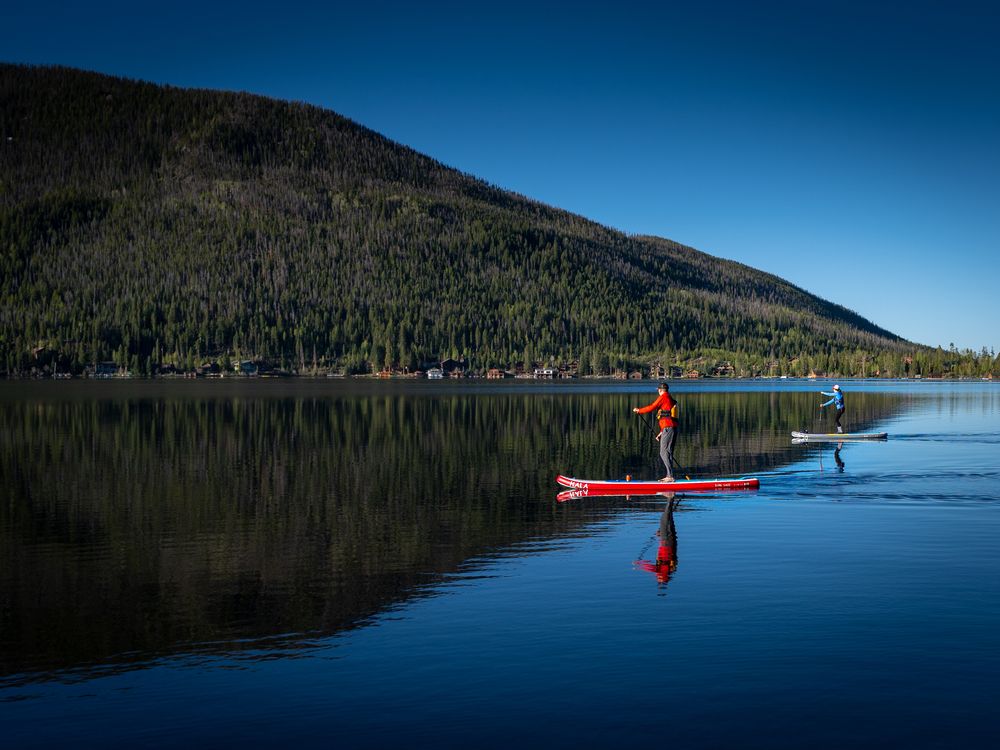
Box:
[0,64,993,377]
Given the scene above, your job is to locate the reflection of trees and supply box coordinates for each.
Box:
[0,384,904,681]
[614,390,902,478]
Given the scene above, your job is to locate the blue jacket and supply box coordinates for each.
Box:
[821,390,844,409]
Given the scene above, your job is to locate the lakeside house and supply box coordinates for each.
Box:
[197,362,221,376]
[556,360,579,378]
[711,362,735,377]
[94,361,120,378]
[439,358,467,377]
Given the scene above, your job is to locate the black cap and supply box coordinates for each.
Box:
[658,382,669,390]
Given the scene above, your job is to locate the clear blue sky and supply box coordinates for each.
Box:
[4,1,998,353]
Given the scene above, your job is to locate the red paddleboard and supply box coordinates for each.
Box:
[555,474,759,502]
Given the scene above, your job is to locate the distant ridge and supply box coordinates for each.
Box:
[0,63,972,377]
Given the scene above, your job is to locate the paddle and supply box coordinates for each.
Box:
[635,412,691,480]
[635,531,658,561]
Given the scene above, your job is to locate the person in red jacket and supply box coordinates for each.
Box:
[633,382,678,481]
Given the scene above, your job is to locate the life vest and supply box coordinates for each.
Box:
[657,401,679,420]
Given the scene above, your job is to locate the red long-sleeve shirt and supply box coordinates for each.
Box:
[637,392,677,429]
[635,544,677,584]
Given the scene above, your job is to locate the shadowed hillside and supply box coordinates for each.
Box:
[1,63,985,377]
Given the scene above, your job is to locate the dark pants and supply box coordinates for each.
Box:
[659,426,677,477]
[835,407,845,431]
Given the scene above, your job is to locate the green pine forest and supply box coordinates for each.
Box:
[1,64,996,378]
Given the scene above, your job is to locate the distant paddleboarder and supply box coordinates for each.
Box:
[820,384,845,433]
[633,382,678,481]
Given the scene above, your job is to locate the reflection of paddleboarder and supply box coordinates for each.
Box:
[834,442,845,472]
[634,493,679,585]
[819,442,846,473]
[633,382,678,481]
[820,384,845,433]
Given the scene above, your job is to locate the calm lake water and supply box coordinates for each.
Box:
[2,379,999,748]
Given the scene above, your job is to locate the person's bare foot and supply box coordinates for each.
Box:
[659,476,675,482]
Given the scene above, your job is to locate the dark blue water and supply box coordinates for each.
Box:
[2,380,998,748]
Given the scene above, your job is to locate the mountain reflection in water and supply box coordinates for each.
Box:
[0,381,904,683]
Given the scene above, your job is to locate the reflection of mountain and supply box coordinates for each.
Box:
[0,383,905,682]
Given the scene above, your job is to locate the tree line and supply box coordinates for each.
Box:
[2,63,995,378]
